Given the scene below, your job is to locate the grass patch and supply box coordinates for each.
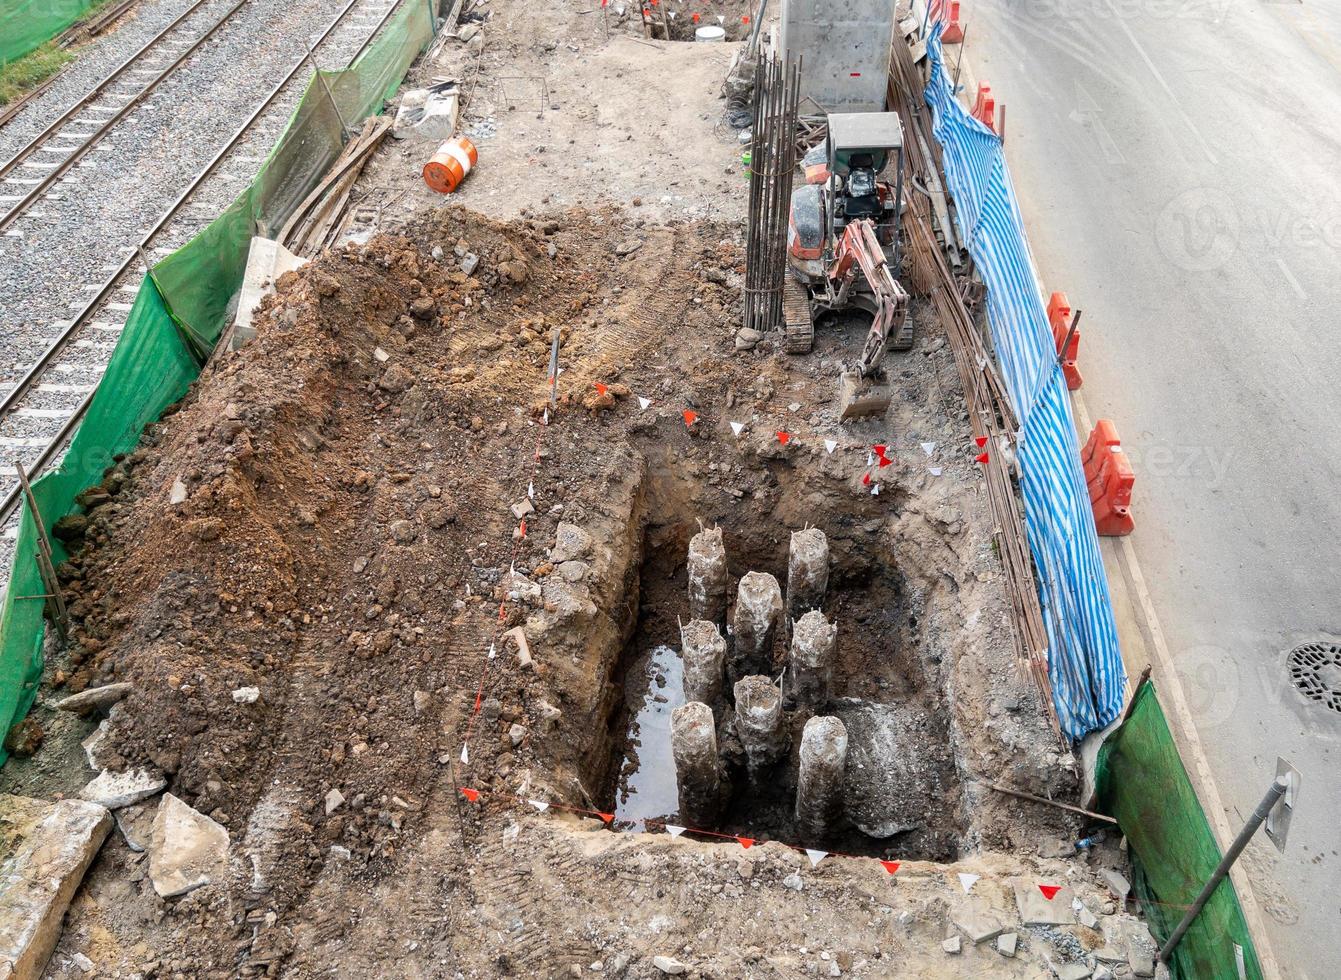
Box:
[0,41,75,108]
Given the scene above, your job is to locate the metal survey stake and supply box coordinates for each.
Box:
[1058,309,1082,367]
[547,322,562,407]
[1159,764,1300,963]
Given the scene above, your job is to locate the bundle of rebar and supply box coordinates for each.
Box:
[888,37,1058,735]
[743,52,800,335]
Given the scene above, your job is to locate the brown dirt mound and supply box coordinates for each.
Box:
[38,203,1080,975]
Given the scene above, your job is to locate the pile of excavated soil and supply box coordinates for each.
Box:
[4,204,1118,977]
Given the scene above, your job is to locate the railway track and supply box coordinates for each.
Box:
[0,0,409,561]
[0,0,250,234]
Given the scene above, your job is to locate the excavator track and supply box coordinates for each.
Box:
[783,276,814,354]
[890,301,914,351]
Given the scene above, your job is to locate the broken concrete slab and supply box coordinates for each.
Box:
[54,682,132,716]
[0,796,111,980]
[79,723,116,772]
[940,935,961,955]
[996,932,1017,957]
[113,802,154,853]
[1011,878,1075,926]
[1053,963,1092,980]
[228,237,308,351]
[951,899,1006,944]
[77,767,166,809]
[392,82,460,141]
[148,794,229,898]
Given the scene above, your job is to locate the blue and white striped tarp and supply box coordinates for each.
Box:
[922,29,1126,740]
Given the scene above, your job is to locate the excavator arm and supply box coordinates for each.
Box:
[828,219,911,377]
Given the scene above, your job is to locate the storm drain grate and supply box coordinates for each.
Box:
[1286,642,1341,713]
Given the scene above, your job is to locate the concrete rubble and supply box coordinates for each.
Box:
[0,795,111,980]
[147,794,229,898]
[77,767,166,810]
[54,682,132,716]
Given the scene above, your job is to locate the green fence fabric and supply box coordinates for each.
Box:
[0,0,98,65]
[1096,681,1263,980]
[0,0,432,760]
[152,0,433,350]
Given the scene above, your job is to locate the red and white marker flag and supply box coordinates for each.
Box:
[824,439,837,454]
[594,382,608,396]
[776,431,790,445]
[974,435,988,448]
[1038,883,1062,901]
[880,860,901,875]
[666,824,687,837]
[736,836,755,850]
[929,466,943,477]
[730,421,745,437]
[530,799,549,812]
[460,744,470,763]
[921,441,937,455]
[683,410,698,426]
[639,396,652,410]
[958,872,980,894]
[975,452,989,465]
[805,848,827,868]
[460,787,480,802]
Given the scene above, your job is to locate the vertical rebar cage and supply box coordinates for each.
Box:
[743,53,800,335]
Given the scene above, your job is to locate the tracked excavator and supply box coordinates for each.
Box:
[785,112,912,418]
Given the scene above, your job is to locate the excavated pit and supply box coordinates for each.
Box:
[599,448,964,861]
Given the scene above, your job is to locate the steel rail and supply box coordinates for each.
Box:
[0,0,217,180]
[0,0,252,234]
[0,0,386,526]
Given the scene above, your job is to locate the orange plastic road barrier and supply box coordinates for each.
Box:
[942,1,965,44]
[971,83,996,132]
[1047,291,1083,390]
[423,135,478,194]
[1082,420,1135,536]
[1081,418,1121,484]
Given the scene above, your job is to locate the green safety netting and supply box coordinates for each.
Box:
[1096,680,1263,980]
[0,0,98,65]
[0,0,433,760]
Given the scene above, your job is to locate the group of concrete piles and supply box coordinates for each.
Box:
[671,526,848,837]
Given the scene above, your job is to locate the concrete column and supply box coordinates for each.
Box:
[731,571,783,682]
[786,528,829,618]
[671,701,725,827]
[687,527,729,626]
[789,610,837,709]
[796,715,848,840]
[681,619,726,713]
[733,675,788,773]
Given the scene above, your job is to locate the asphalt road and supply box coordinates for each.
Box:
[967,2,1341,976]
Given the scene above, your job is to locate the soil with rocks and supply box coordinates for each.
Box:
[0,202,1141,978]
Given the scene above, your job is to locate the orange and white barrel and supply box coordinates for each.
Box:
[423,135,478,194]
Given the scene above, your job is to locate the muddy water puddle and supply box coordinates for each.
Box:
[613,643,685,828]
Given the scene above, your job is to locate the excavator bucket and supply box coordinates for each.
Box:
[838,370,892,419]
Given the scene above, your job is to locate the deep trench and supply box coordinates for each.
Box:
[595,451,965,861]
